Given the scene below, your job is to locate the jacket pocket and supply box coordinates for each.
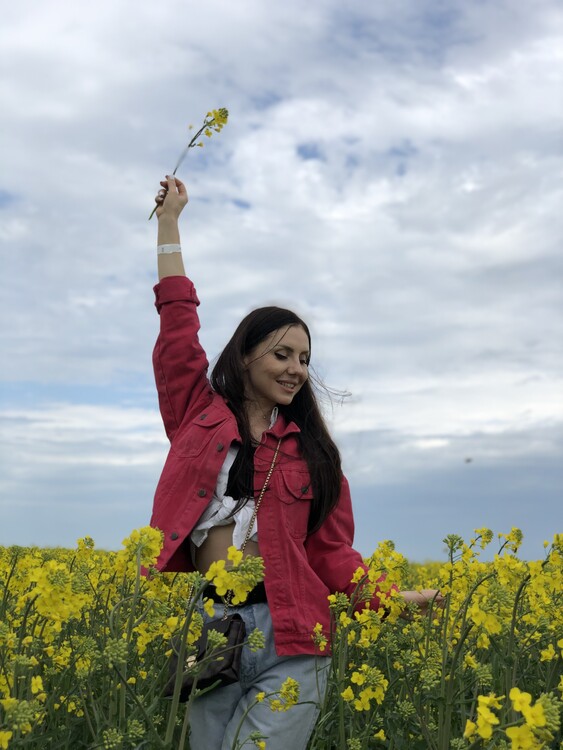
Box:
[275,471,313,539]
[172,412,225,457]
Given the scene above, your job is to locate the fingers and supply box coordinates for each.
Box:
[173,176,188,199]
[153,175,189,218]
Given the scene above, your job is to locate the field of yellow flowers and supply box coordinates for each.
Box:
[0,528,561,749]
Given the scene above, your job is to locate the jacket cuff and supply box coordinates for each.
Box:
[153,276,200,311]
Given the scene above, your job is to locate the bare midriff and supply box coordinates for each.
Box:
[194,523,261,575]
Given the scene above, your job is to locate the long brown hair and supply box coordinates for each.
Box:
[211,306,342,533]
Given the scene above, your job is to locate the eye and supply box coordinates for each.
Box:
[274,352,288,361]
[300,359,309,367]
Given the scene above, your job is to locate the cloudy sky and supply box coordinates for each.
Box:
[1,0,562,562]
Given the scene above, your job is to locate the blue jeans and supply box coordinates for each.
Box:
[188,602,330,750]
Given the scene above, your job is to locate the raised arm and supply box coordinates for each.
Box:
[152,176,212,441]
[154,175,188,280]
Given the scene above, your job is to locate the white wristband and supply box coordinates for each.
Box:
[157,244,182,255]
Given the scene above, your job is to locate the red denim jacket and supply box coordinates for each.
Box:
[149,275,387,655]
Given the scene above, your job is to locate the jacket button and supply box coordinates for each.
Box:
[216,442,224,452]
[170,532,179,540]
[198,488,207,497]
[301,485,309,494]
[199,413,207,420]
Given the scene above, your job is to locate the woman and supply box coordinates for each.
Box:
[149,175,441,750]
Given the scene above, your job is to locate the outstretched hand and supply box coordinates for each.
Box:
[400,589,444,618]
[154,175,188,221]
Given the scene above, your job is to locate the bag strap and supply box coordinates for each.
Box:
[239,438,282,554]
[221,438,282,617]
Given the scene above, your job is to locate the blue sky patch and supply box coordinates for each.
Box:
[297,142,325,161]
[232,198,251,210]
[0,190,17,208]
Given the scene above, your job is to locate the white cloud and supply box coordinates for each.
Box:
[1,0,562,556]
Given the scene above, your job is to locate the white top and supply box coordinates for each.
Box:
[189,408,278,560]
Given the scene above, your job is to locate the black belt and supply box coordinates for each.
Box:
[205,581,267,606]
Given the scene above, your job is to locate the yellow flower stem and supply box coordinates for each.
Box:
[148,115,221,221]
[85,680,101,736]
[118,548,143,726]
[178,702,191,750]
[348,570,371,610]
[164,576,208,745]
[402,673,439,750]
[229,690,280,750]
[439,573,495,750]
[506,572,531,707]
[170,119,213,175]
[336,622,348,748]
[229,696,262,750]
[0,549,20,620]
[77,680,98,743]
[112,664,165,748]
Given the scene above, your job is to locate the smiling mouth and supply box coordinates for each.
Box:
[277,380,297,391]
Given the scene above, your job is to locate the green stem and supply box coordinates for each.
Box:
[507,573,531,701]
[229,696,261,750]
[336,631,348,749]
[402,668,439,750]
[77,681,97,742]
[112,665,165,748]
[164,578,207,745]
[439,572,495,750]
[0,548,20,620]
[148,116,219,220]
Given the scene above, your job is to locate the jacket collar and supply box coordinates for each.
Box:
[206,392,302,439]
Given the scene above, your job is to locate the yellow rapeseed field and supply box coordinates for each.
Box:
[0,528,561,749]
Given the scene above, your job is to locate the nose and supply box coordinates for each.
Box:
[286,356,307,379]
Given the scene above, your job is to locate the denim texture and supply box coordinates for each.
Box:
[188,602,330,750]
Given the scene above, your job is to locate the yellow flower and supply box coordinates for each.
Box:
[165,616,179,633]
[31,676,43,695]
[312,622,328,652]
[479,693,504,710]
[510,687,532,713]
[227,547,243,567]
[464,653,478,669]
[279,677,299,707]
[474,697,500,739]
[0,732,13,750]
[256,692,266,702]
[505,724,538,749]
[476,632,490,649]
[203,597,216,617]
[540,643,556,661]
[463,719,476,738]
[522,702,546,729]
[341,686,354,702]
[373,729,386,741]
[350,671,366,686]
[339,612,352,627]
[351,566,366,583]
[121,526,163,567]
